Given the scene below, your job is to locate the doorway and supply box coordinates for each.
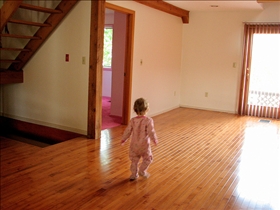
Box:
[87,2,135,138]
[238,23,280,119]
[102,9,126,130]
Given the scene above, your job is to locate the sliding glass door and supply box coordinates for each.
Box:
[239,24,280,119]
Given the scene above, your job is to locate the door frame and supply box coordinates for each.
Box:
[87,2,135,139]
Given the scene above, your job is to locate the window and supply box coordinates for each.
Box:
[103,27,113,68]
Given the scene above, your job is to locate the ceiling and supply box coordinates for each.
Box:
[163,1,264,12]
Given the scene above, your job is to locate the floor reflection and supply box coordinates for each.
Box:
[237,121,279,209]
[100,130,111,166]
[101,130,111,151]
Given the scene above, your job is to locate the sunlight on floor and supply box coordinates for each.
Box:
[101,130,111,151]
[99,130,111,166]
[237,121,279,209]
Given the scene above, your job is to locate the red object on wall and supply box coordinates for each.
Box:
[65,54,69,62]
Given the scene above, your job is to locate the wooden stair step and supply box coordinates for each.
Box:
[19,3,62,14]
[0,59,21,63]
[0,34,41,40]
[0,48,31,51]
[9,19,51,27]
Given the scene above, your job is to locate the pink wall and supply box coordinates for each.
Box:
[110,12,127,117]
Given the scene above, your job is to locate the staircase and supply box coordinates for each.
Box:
[0,0,78,84]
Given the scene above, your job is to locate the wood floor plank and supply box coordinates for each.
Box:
[1,108,279,210]
[153,120,243,208]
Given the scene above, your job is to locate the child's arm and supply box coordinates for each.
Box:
[147,118,158,145]
[121,120,133,145]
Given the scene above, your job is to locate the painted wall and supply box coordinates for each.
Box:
[180,3,280,113]
[102,70,112,97]
[111,1,182,118]
[110,12,126,117]
[1,1,182,133]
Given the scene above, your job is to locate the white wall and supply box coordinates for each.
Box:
[111,1,182,118]
[180,3,280,113]
[1,1,183,133]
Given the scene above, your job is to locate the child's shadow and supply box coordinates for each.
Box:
[98,177,146,195]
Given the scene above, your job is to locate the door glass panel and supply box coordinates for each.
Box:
[248,34,280,108]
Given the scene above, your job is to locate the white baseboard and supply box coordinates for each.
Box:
[179,105,237,114]
[149,105,181,118]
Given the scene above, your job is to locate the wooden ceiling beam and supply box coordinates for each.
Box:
[257,0,280,2]
[133,0,189,23]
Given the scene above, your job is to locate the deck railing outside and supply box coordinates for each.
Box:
[248,90,280,108]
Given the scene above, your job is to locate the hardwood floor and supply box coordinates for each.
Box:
[1,108,279,210]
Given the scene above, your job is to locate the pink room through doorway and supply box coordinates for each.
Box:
[102,96,122,130]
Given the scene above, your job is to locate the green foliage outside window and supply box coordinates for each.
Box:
[103,28,113,67]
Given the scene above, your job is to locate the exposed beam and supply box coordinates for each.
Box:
[87,0,105,139]
[257,0,280,2]
[133,0,189,23]
[0,70,23,84]
[0,0,23,32]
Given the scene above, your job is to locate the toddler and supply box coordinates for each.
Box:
[121,98,158,181]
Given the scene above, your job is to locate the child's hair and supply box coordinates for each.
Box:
[134,98,149,115]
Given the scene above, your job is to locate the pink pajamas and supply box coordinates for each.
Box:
[129,149,153,178]
[122,116,158,179]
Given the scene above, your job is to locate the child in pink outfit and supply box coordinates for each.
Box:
[121,98,158,181]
